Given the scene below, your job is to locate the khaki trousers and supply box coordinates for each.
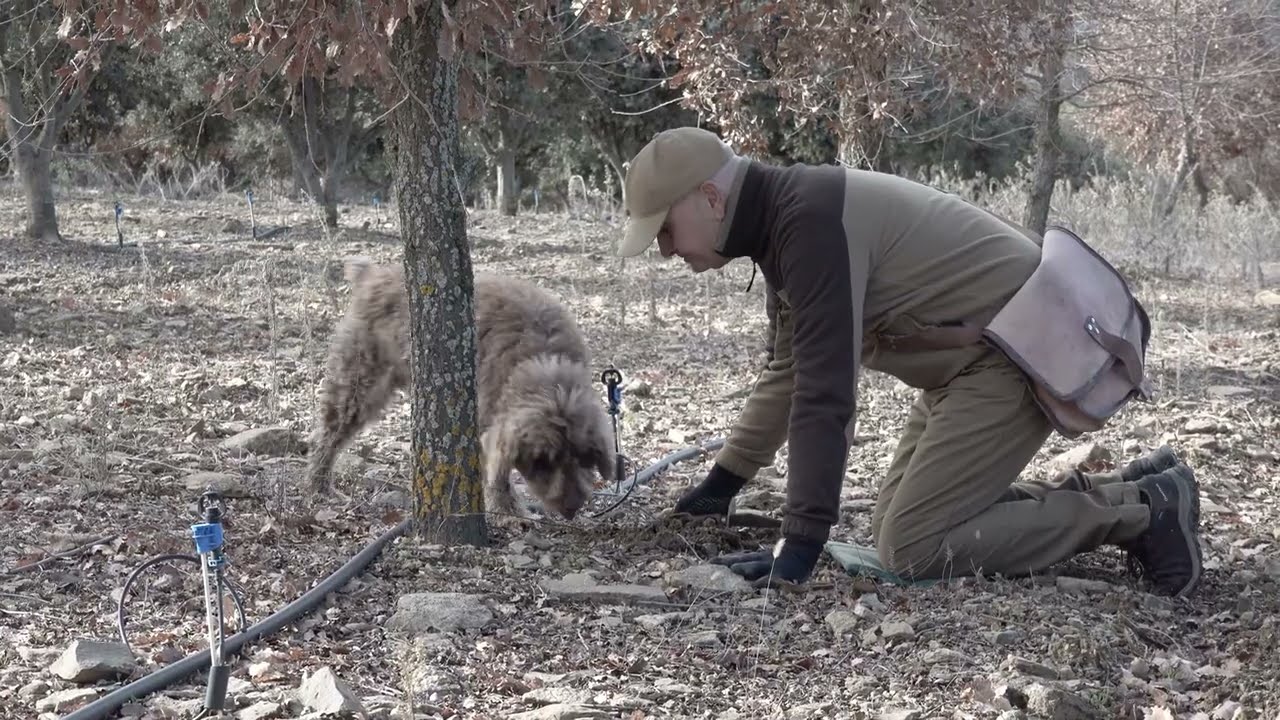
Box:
[870,347,1151,581]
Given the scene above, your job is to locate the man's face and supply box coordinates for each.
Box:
[654,183,731,273]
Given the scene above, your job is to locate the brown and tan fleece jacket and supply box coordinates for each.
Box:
[711,157,1045,546]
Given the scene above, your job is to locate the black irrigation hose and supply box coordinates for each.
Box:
[590,437,726,517]
[64,438,727,720]
[63,517,413,720]
[115,553,249,657]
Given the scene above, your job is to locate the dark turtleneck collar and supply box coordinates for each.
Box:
[713,158,786,263]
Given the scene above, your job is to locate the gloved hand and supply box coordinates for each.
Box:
[712,535,823,588]
[673,463,748,516]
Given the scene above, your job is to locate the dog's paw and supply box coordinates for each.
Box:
[489,510,537,531]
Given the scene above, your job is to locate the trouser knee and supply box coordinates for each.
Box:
[875,520,941,579]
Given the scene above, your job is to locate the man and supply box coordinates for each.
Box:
[617,126,1204,597]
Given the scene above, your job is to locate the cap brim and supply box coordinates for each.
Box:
[617,209,667,258]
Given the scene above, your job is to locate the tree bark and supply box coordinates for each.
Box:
[283,78,360,228]
[496,145,518,216]
[1160,123,1198,218]
[2,66,69,241]
[389,0,487,546]
[1023,13,1069,237]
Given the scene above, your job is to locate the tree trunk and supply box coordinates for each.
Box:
[1023,15,1068,237]
[13,143,59,241]
[3,66,62,241]
[496,146,517,216]
[389,0,487,546]
[1160,124,1198,219]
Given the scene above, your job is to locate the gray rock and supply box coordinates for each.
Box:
[683,630,722,649]
[922,648,972,665]
[538,573,667,604]
[993,628,1026,646]
[667,564,752,594]
[408,668,463,700]
[218,426,305,457]
[1183,419,1220,435]
[787,702,835,719]
[880,620,916,640]
[182,471,249,497]
[508,704,611,720]
[997,712,1028,720]
[236,701,288,720]
[1050,443,1112,472]
[49,639,137,683]
[878,710,922,720]
[522,687,649,711]
[383,593,493,634]
[35,688,100,713]
[296,666,366,716]
[1024,682,1101,720]
[1213,701,1243,720]
[1005,654,1062,680]
[0,304,15,334]
[1055,576,1118,594]
[18,680,49,701]
[825,610,860,637]
[634,612,686,630]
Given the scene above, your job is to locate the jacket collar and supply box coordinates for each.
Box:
[714,157,781,262]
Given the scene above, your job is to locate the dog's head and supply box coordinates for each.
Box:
[498,356,616,520]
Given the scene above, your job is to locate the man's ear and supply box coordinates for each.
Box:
[700,180,727,220]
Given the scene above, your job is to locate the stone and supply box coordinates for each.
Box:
[538,573,667,604]
[1005,654,1061,680]
[786,702,835,719]
[218,426,306,457]
[35,688,100,713]
[508,704,611,720]
[993,628,1026,646]
[236,701,287,720]
[1183,419,1220,435]
[383,593,493,634]
[18,680,49,701]
[522,687,648,711]
[683,630,722,649]
[296,666,366,716]
[182,472,249,497]
[1212,701,1243,720]
[1056,576,1118,594]
[878,710,922,720]
[634,612,686,630]
[879,621,916,640]
[1254,289,1280,308]
[1024,682,1101,720]
[1207,386,1252,399]
[1050,443,1112,472]
[49,639,138,683]
[923,648,972,665]
[667,564,752,594]
[825,610,860,637]
[0,304,15,334]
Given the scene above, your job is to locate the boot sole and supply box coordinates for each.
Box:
[1165,463,1203,597]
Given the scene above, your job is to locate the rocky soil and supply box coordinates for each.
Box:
[1,189,1278,720]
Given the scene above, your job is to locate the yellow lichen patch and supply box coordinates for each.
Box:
[419,283,435,295]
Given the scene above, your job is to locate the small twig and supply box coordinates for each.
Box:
[4,534,118,575]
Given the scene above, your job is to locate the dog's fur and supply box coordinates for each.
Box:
[306,257,615,523]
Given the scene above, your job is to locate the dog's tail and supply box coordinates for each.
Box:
[343,255,377,284]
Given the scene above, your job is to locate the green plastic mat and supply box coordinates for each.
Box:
[824,541,941,587]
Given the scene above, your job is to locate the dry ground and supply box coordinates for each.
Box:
[1,186,1278,720]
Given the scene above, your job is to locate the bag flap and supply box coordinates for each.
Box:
[983,226,1145,401]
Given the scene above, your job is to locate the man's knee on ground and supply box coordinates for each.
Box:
[875,518,944,579]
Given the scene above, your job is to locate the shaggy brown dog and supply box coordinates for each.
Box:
[306,257,616,523]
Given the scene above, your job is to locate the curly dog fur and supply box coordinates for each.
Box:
[306,257,615,522]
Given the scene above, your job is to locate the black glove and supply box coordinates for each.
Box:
[712,535,823,588]
[673,463,748,516]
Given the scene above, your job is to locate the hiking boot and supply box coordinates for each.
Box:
[1123,464,1203,597]
[1119,445,1181,483]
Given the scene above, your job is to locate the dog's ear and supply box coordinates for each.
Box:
[343,255,375,283]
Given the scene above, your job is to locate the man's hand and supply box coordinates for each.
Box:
[712,536,823,588]
[673,463,749,516]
